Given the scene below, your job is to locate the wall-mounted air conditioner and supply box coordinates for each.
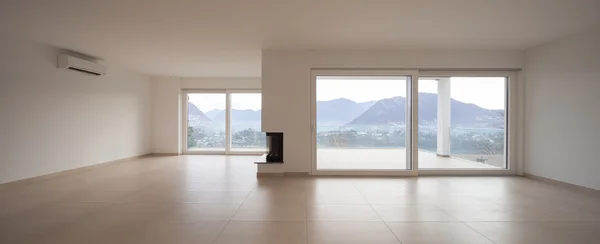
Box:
[58,54,107,76]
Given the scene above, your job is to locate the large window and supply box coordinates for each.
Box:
[230,93,266,151]
[314,74,414,171]
[187,93,226,151]
[184,90,265,154]
[418,77,507,169]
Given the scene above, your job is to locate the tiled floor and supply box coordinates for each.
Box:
[1,155,600,244]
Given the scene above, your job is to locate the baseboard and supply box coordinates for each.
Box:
[0,153,152,189]
[524,173,600,195]
[284,172,310,177]
[150,153,180,156]
[257,172,285,177]
[256,172,310,177]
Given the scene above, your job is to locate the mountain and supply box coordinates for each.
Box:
[213,109,261,122]
[348,97,406,125]
[188,102,211,122]
[358,100,377,110]
[347,93,502,126]
[190,95,501,128]
[317,98,367,125]
[205,109,222,120]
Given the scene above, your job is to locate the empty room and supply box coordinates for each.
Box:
[1,1,600,243]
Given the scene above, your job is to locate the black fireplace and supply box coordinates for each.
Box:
[265,132,283,163]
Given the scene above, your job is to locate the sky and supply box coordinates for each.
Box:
[189,76,506,111]
[189,93,261,112]
[317,76,506,110]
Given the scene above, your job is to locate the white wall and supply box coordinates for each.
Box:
[524,27,600,190]
[0,40,152,184]
[262,49,525,173]
[150,77,261,154]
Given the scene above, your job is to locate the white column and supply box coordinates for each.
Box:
[437,78,451,157]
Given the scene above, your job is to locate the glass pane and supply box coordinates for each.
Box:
[450,77,506,168]
[230,93,266,151]
[187,93,226,151]
[418,79,438,154]
[418,77,507,169]
[316,76,409,170]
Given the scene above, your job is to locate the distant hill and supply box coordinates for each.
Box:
[347,93,503,126]
[317,98,368,125]
[358,100,377,110]
[212,109,261,122]
[188,102,211,122]
[205,109,222,120]
[190,95,503,128]
[348,97,406,125]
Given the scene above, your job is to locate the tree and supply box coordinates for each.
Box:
[476,133,504,155]
[188,126,198,148]
[476,110,505,155]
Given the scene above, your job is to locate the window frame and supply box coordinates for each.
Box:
[310,69,420,176]
[417,71,517,175]
[181,89,265,155]
[309,70,519,176]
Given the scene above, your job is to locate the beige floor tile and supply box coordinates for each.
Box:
[244,188,306,205]
[306,192,369,205]
[90,202,172,223]
[16,201,114,221]
[182,191,250,203]
[161,203,241,222]
[63,190,140,203]
[214,222,307,244]
[508,201,600,221]
[231,202,306,221]
[466,222,574,244]
[0,219,74,244]
[307,205,381,221]
[362,193,439,205]
[307,221,400,244]
[128,190,249,204]
[546,222,600,244]
[305,178,358,193]
[130,221,228,244]
[439,204,533,222]
[387,222,494,244]
[372,205,459,222]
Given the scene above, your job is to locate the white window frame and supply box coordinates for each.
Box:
[417,71,518,175]
[310,69,420,176]
[309,70,519,176]
[181,89,265,155]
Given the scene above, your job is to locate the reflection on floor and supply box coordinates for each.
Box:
[1,155,599,244]
[317,148,500,170]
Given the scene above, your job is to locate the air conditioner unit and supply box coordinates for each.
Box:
[58,54,107,76]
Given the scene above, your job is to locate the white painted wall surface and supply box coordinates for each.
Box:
[524,27,600,190]
[150,77,261,154]
[0,40,151,184]
[262,49,525,173]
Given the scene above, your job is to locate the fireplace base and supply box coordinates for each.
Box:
[254,154,283,164]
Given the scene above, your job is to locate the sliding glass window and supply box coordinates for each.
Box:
[418,76,508,169]
[184,90,265,154]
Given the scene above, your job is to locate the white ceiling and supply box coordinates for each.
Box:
[2,0,600,77]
